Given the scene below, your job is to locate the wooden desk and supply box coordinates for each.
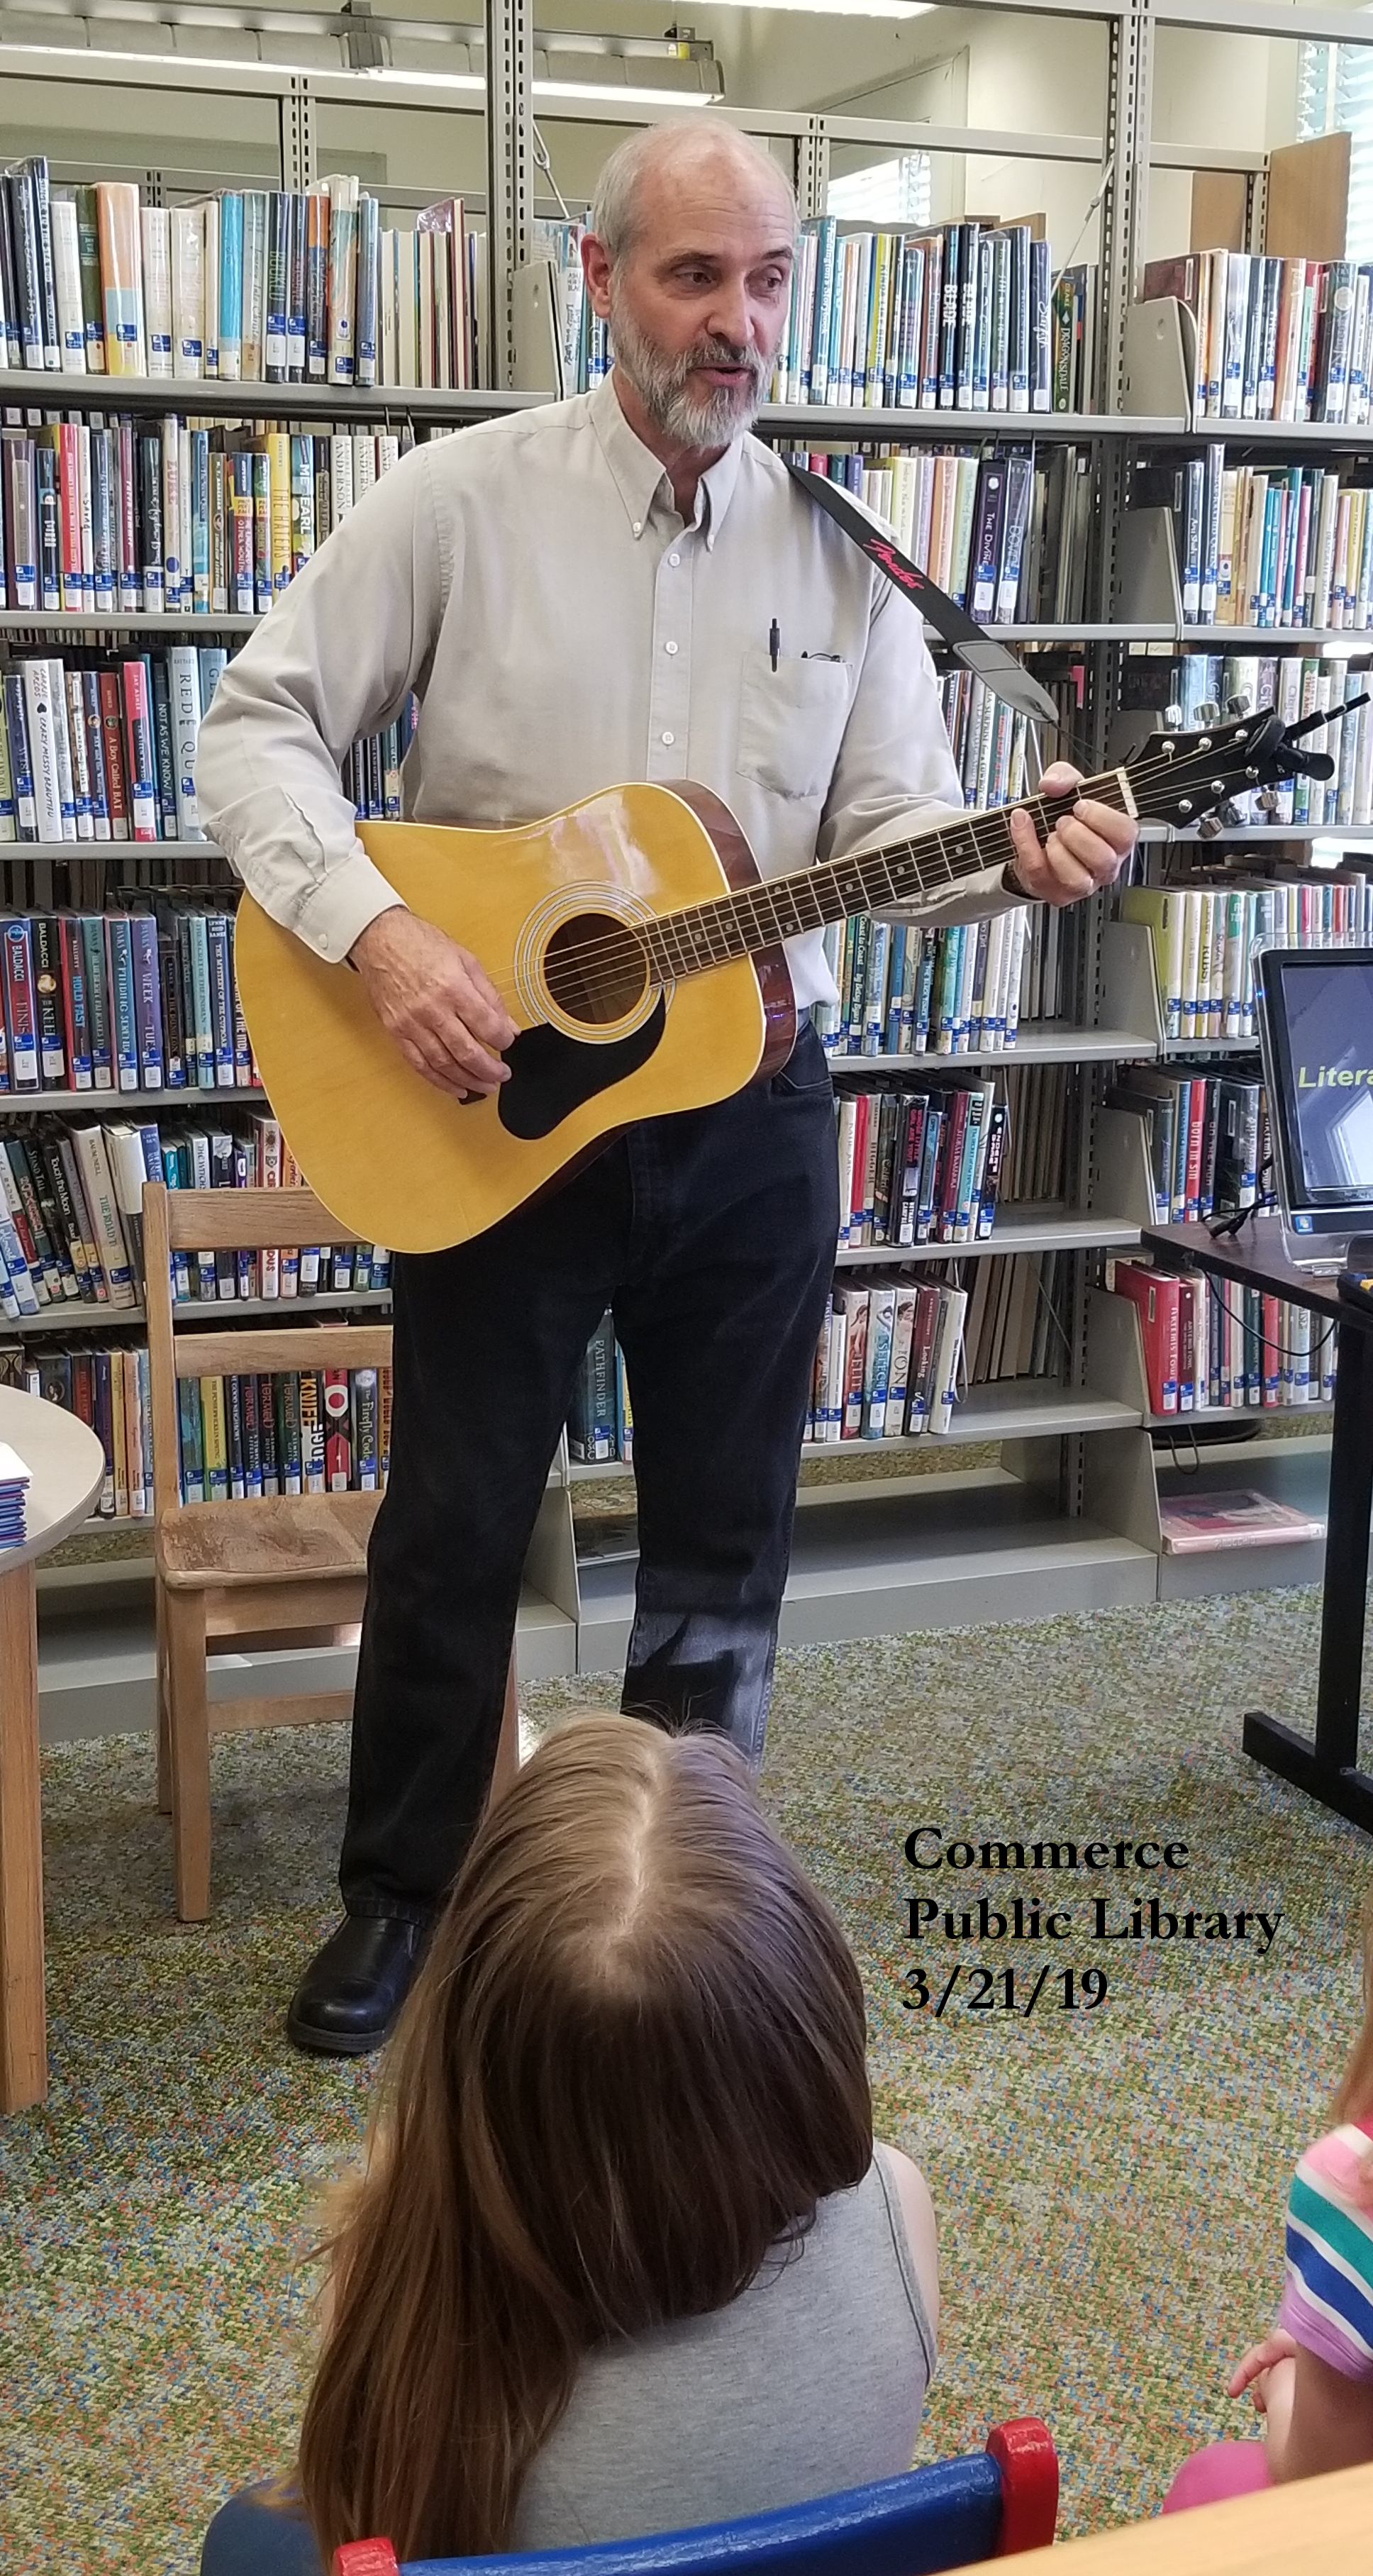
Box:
[0,1386,106,2113]
[950,2458,1373,2572]
[1142,1216,1373,1837]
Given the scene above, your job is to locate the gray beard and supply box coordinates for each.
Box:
[608,294,769,445]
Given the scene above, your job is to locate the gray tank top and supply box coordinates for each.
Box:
[512,2147,935,2549]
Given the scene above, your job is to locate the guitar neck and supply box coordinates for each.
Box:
[643,765,1138,984]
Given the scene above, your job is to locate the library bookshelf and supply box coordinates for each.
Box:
[6,0,1373,1734]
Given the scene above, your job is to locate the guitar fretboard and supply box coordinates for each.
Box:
[637,767,1135,986]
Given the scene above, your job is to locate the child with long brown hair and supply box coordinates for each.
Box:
[1163,1893,1373,2511]
[201,1714,939,2573]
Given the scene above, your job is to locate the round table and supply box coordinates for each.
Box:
[0,1385,106,2111]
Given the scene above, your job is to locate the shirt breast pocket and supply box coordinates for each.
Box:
[736,649,852,803]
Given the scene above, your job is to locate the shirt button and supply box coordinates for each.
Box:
[661,731,675,746]
[668,551,681,565]
[664,641,678,656]
[316,933,328,952]
[632,520,643,536]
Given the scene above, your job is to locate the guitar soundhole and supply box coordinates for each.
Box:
[543,913,651,1027]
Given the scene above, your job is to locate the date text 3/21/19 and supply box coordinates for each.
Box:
[902,1965,1109,2018]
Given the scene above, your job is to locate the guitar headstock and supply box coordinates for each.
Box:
[1126,706,1310,833]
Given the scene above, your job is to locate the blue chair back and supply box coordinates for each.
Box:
[335,2418,1058,2576]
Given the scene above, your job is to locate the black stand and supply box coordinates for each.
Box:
[1243,1314,1373,1833]
[1143,1221,1373,1838]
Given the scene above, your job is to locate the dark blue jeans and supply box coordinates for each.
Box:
[340,1023,839,1921]
[201,2485,323,2576]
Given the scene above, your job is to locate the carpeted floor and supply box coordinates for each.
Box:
[4,1586,1371,2574]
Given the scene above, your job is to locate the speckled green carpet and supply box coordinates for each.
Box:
[4,1589,1371,2575]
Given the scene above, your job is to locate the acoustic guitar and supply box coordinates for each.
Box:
[233,708,1306,1254]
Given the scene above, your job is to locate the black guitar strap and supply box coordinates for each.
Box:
[782,458,1058,729]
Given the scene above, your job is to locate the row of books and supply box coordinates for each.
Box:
[0,649,222,845]
[809,1275,967,1440]
[1143,249,1373,427]
[0,647,419,845]
[1126,653,1373,830]
[570,1257,1061,1460]
[782,440,1091,628]
[0,413,426,618]
[1108,1264,1335,1416]
[0,165,479,392]
[1142,448,1373,631]
[938,672,1034,812]
[1106,1066,1264,1226]
[835,1074,1013,1250]
[1119,876,1373,1043]
[838,1060,1070,1226]
[769,218,1094,413]
[0,850,230,918]
[0,901,252,1097]
[816,906,1035,1060]
[177,1364,392,1505]
[0,1107,391,1317]
[10,1338,152,1516]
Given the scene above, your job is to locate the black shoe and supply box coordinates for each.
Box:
[286,1911,428,2058]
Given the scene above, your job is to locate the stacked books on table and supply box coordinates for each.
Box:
[1144,248,1373,426]
[0,160,479,390]
[1106,1261,1335,1415]
[0,1437,28,1545]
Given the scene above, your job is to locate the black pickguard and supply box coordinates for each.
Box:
[498,999,667,1139]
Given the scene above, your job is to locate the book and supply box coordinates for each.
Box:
[1159,1489,1327,1553]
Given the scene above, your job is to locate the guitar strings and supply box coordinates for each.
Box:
[516,735,1251,1010]
[491,736,1262,1015]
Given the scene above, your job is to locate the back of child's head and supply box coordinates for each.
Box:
[299,1713,872,2563]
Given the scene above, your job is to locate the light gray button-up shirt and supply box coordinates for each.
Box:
[195,372,1021,1009]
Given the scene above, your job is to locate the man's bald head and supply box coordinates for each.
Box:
[589,123,797,272]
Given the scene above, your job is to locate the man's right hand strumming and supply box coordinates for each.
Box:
[348,908,518,1099]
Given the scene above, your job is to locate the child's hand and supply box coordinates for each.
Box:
[1228,2331,1299,2409]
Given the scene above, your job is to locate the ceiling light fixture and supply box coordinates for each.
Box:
[726,0,932,13]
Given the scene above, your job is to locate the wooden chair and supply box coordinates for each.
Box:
[144,1181,518,1921]
[321,2421,1058,2576]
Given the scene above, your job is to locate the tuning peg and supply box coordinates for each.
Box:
[1218,801,1243,828]
[1195,700,1221,725]
[1256,788,1280,814]
[1196,814,1224,839]
[1163,702,1184,728]
[1226,692,1252,717]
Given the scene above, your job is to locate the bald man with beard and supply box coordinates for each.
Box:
[196,121,1136,2053]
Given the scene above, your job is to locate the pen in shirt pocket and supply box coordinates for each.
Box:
[769,618,780,671]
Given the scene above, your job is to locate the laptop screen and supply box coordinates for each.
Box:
[1257,946,1373,1233]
